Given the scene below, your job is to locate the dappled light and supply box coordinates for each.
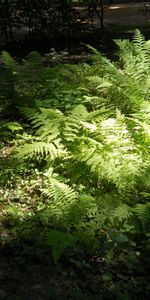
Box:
[0,1,150,298]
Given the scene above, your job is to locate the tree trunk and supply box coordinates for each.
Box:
[99,0,104,29]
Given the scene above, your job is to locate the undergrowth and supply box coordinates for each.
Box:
[0,30,150,299]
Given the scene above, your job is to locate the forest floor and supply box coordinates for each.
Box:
[74,2,150,28]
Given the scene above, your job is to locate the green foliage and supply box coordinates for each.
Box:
[134,202,150,225]
[46,230,74,263]
[1,30,150,299]
[0,121,23,140]
[1,51,18,72]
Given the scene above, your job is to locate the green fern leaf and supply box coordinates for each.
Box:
[41,177,78,204]
[46,230,74,263]
[134,203,150,223]
[1,51,18,73]
[17,141,63,160]
[111,204,132,223]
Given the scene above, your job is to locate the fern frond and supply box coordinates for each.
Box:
[87,107,111,123]
[34,110,63,137]
[42,177,78,204]
[130,30,149,80]
[111,204,132,223]
[0,121,23,133]
[115,39,131,62]
[17,140,65,160]
[134,203,150,223]
[20,107,63,139]
[1,51,18,73]
[87,76,113,91]
[133,29,146,54]
[70,104,88,117]
[46,230,74,263]
[63,116,81,142]
[63,105,87,143]
[19,107,41,121]
[116,30,150,85]
[77,112,143,192]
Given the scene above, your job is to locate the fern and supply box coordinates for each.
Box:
[2,34,150,265]
[111,204,132,224]
[18,102,145,194]
[41,176,78,205]
[133,29,147,57]
[39,175,80,230]
[78,111,142,192]
[1,51,18,73]
[19,107,41,121]
[17,140,65,160]
[0,121,22,133]
[134,203,150,224]
[46,230,74,263]
[0,121,23,141]
[85,30,150,114]
[116,30,150,95]
[63,105,87,143]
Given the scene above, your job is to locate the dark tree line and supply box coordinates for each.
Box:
[0,0,113,43]
[0,1,144,44]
